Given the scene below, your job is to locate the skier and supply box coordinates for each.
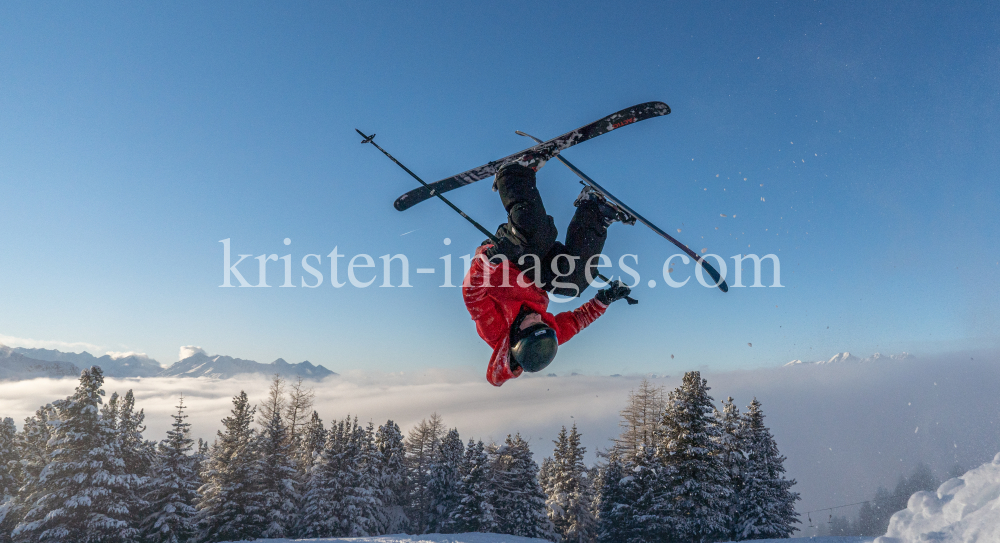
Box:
[463,152,634,386]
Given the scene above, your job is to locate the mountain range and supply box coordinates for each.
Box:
[784,351,914,367]
[0,344,336,381]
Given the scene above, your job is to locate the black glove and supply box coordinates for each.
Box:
[596,280,632,305]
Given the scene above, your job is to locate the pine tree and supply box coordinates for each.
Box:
[13,367,138,543]
[297,416,357,538]
[426,428,463,534]
[342,422,382,537]
[116,390,156,531]
[594,453,629,543]
[544,424,596,543]
[450,439,497,533]
[141,397,199,543]
[3,406,53,538]
[195,390,265,542]
[295,411,326,477]
[0,417,18,543]
[736,398,799,540]
[373,420,409,534]
[404,413,445,533]
[491,434,555,540]
[254,401,300,538]
[117,390,156,478]
[717,397,748,541]
[656,371,731,543]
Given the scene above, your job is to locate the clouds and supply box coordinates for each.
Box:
[178,346,206,361]
[0,334,101,353]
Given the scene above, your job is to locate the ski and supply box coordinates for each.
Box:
[393,101,670,211]
[515,130,730,293]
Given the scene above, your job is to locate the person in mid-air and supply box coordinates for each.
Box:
[463,151,634,386]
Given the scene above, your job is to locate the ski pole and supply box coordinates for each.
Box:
[356,129,497,241]
[356,129,636,304]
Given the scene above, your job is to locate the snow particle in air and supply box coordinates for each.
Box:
[677,228,682,233]
[721,213,727,217]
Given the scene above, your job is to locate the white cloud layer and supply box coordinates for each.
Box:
[0,350,996,524]
[178,346,206,361]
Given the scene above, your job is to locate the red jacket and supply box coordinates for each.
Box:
[463,245,607,386]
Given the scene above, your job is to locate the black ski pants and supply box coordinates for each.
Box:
[489,164,608,297]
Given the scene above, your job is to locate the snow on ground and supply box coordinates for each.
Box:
[220,534,549,543]
[223,535,875,543]
[875,451,1000,543]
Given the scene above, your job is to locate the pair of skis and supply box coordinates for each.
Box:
[361,101,729,294]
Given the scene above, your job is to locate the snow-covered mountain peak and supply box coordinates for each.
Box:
[785,351,915,367]
[822,351,861,364]
[158,350,336,380]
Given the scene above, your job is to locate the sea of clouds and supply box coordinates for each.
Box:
[0,349,997,531]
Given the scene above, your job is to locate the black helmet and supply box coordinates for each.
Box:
[510,310,558,373]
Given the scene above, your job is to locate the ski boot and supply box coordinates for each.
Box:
[493,148,554,191]
[574,184,636,227]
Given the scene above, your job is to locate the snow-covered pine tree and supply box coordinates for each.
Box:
[717,396,748,541]
[141,397,199,543]
[490,434,555,540]
[656,371,731,543]
[404,413,444,533]
[543,424,596,543]
[295,411,326,476]
[13,366,138,543]
[594,452,627,543]
[118,390,156,478]
[254,400,300,538]
[0,417,18,543]
[426,428,463,534]
[736,398,799,540]
[373,420,409,534]
[612,445,664,543]
[2,406,53,538]
[342,422,382,537]
[615,378,665,456]
[450,439,497,534]
[297,416,358,538]
[195,390,265,542]
[117,389,156,530]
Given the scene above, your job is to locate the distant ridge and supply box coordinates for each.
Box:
[784,351,914,367]
[14,347,163,378]
[0,344,337,381]
[1,345,81,380]
[159,349,336,380]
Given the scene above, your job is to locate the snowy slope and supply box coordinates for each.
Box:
[875,451,1000,543]
[222,535,873,543]
[220,534,549,543]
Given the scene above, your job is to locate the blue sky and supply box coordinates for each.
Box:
[1,1,997,375]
